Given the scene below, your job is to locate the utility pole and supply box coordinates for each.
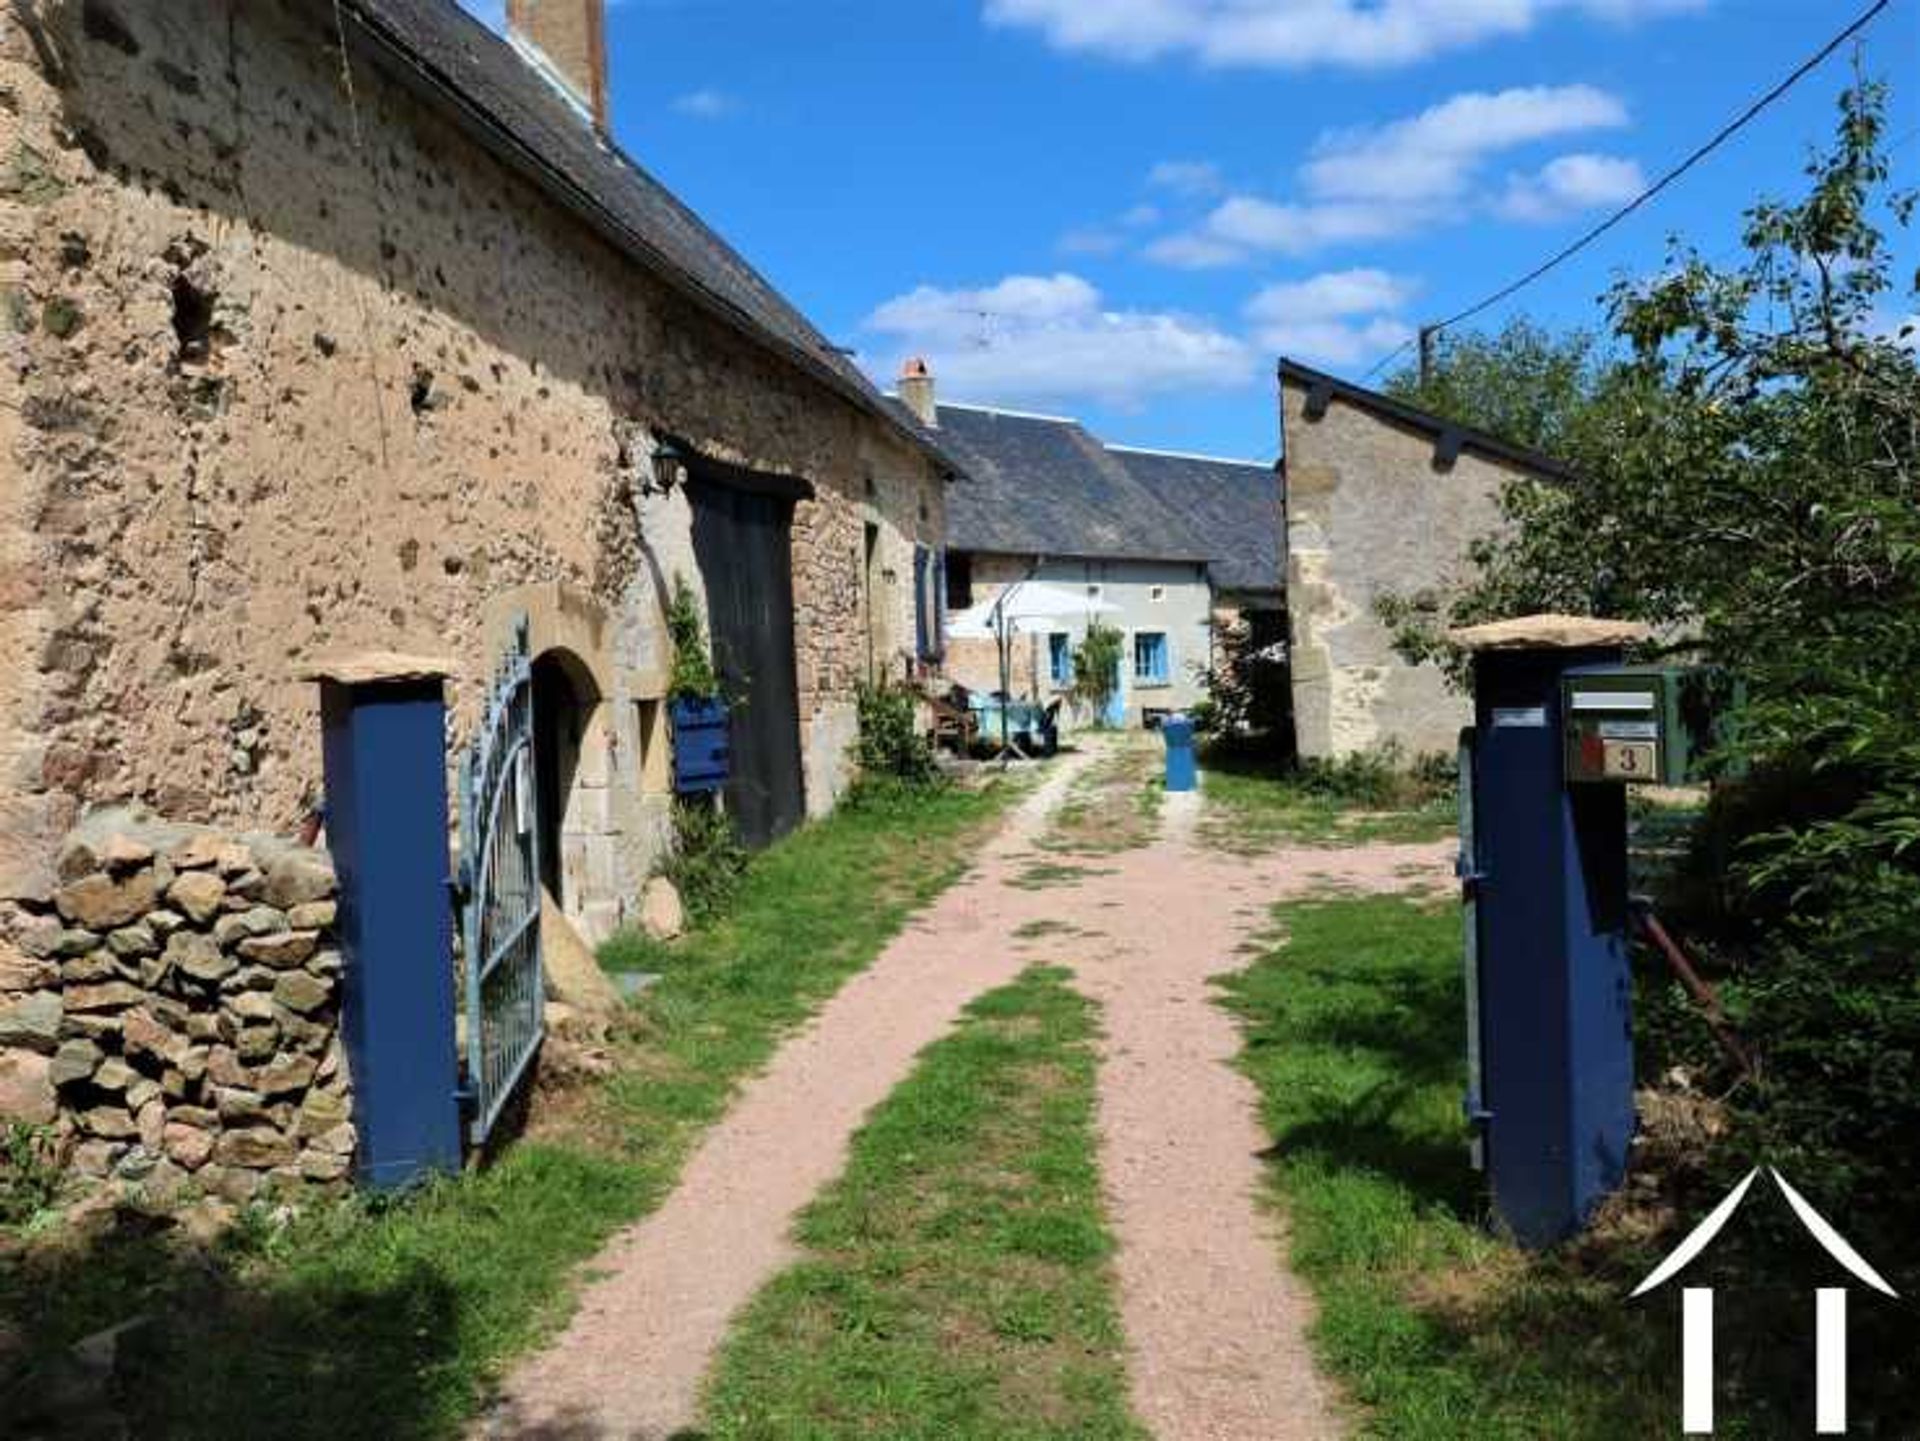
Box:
[1418,324,1438,386]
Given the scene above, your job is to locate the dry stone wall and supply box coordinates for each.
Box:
[0,809,351,1205]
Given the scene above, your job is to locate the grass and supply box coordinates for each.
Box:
[1200,753,1456,852]
[1218,893,1683,1439]
[0,777,1015,1440]
[702,966,1145,1440]
[1040,738,1162,856]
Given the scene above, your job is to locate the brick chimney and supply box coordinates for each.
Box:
[507,0,609,130]
[897,357,937,429]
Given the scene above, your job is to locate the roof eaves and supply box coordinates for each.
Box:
[1278,357,1575,481]
[335,0,959,479]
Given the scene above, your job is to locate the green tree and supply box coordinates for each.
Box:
[1385,317,1606,458]
[1395,78,1920,1229]
[1070,620,1124,723]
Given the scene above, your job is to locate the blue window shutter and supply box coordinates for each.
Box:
[912,545,930,661]
[933,549,948,660]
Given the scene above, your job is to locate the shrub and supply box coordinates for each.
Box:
[1070,621,1123,723]
[662,796,749,924]
[1293,742,1456,810]
[0,1122,61,1228]
[855,681,940,788]
[665,574,718,702]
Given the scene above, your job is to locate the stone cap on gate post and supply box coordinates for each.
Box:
[1446,614,1652,653]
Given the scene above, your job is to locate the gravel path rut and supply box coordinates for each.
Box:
[484,754,1453,1440]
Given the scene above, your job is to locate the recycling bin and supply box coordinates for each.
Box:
[1162,714,1197,793]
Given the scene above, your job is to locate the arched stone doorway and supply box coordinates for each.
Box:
[530,647,601,916]
[483,580,671,945]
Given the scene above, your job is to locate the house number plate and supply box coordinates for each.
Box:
[1601,740,1656,780]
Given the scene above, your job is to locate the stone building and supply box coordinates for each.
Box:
[1279,359,1567,760]
[892,365,1282,731]
[0,0,959,954]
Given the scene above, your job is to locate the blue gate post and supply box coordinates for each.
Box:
[1451,616,1648,1247]
[305,652,463,1189]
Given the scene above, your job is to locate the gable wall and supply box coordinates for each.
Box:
[1281,375,1521,761]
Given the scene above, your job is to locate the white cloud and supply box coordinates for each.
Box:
[1303,85,1628,202]
[1146,84,1633,265]
[862,273,1256,408]
[671,88,738,119]
[1147,160,1225,195]
[1058,226,1125,255]
[1121,203,1163,228]
[984,0,1705,70]
[1245,268,1418,365]
[1497,152,1646,220]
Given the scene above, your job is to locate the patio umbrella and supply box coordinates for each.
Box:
[958,580,1117,759]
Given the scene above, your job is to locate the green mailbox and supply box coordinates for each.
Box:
[1562,666,1729,785]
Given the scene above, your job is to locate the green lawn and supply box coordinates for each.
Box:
[703,967,1145,1441]
[0,779,1015,1440]
[1219,894,1681,1439]
[1200,758,1456,852]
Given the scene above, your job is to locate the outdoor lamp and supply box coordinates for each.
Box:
[648,440,687,494]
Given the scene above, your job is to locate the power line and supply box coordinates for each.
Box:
[1357,0,1896,381]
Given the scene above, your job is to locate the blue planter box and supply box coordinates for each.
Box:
[670,696,731,795]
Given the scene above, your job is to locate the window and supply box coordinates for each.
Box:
[945,551,973,610]
[1048,632,1074,688]
[1133,631,1169,685]
[1086,583,1103,602]
[1149,584,1166,603]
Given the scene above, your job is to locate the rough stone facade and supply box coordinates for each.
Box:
[1282,372,1522,760]
[0,1,946,941]
[0,810,351,1202]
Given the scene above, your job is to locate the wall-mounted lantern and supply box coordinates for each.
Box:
[646,439,687,495]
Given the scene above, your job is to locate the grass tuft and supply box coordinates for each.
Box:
[703,967,1145,1440]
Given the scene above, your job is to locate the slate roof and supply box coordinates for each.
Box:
[930,404,1282,592]
[336,0,956,474]
[1108,446,1283,594]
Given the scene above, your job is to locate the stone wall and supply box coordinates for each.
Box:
[0,810,349,1204]
[1281,376,1519,760]
[0,0,947,917]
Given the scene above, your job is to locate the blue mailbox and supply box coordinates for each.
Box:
[1162,714,1198,793]
[1452,616,1647,1248]
[306,652,463,1189]
[670,696,731,795]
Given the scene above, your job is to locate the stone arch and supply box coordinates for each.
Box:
[483,583,627,938]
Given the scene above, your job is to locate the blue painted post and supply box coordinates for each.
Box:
[307,654,463,1189]
[1459,624,1637,1246]
[1162,714,1198,793]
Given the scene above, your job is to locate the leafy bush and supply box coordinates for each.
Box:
[1190,611,1290,748]
[1070,620,1123,723]
[665,574,718,702]
[855,681,940,788]
[662,797,749,924]
[1384,81,1920,1234]
[0,1122,61,1227]
[1293,743,1456,810]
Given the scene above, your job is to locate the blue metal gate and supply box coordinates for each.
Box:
[458,619,544,1145]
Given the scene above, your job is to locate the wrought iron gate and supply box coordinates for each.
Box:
[458,620,544,1145]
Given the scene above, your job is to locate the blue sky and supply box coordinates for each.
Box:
[459,0,1918,461]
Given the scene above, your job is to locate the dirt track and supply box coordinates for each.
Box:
[484,751,1452,1439]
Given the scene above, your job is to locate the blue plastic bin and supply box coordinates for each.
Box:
[1162,714,1197,793]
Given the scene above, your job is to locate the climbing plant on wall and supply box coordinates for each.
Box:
[1070,620,1124,724]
